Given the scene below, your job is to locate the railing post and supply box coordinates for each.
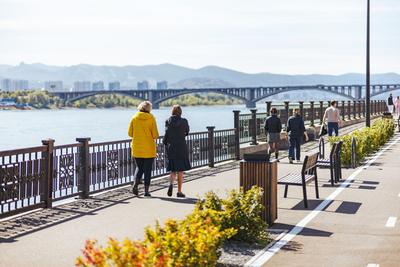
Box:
[42,139,55,208]
[299,101,304,118]
[347,100,352,120]
[76,137,91,198]
[362,100,365,117]
[284,101,290,127]
[310,101,315,126]
[358,100,362,118]
[233,111,241,160]
[341,100,346,121]
[353,100,357,119]
[266,101,272,116]
[319,101,324,124]
[250,109,258,145]
[207,126,215,167]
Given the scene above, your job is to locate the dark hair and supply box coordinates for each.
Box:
[171,105,182,116]
[270,107,278,114]
[331,101,337,106]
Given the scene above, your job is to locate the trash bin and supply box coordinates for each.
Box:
[240,153,278,225]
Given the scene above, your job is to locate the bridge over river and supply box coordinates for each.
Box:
[51,83,400,108]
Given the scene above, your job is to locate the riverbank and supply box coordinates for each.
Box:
[1,90,242,110]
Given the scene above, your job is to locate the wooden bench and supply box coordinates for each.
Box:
[317,142,338,186]
[317,141,343,185]
[278,152,319,208]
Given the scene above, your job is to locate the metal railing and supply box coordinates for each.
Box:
[0,126,237,217]
[237,100,387,144]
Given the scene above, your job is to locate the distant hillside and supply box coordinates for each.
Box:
[0,62,399,89]
[170,77,234,88]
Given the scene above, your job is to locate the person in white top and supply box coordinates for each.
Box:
[323,100,341,137]
[394,96,400,119]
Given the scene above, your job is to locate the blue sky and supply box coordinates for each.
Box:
[0,0,399,74]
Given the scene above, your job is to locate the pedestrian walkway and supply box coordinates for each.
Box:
[0,122,398,267]
[256,132,400,267]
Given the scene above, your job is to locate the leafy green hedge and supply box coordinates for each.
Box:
[76,186,268,267]
[329,119,395,166]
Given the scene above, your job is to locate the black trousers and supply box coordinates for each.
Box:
[134,158,154,187]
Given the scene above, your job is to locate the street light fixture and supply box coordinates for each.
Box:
[365,0,371,127]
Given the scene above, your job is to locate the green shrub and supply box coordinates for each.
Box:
[196,186,269,245]
[76,186,267,267]
[329,119,395,165]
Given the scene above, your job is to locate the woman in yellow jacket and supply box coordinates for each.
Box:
[128,101,159,197]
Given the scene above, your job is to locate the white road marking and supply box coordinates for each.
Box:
[398,193,400,197]
[367,264,380,267]
[245,136,400,267]
[385,217,397,228]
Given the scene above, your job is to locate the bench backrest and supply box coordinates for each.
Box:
[329,142,338,161]
[318,137,325,159]
[302,152,319,175]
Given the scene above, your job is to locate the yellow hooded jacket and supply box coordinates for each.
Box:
[128,111,159,158]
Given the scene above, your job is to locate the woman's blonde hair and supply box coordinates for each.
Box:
[137,101,152,112]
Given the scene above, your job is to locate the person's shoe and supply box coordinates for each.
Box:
[132,185,139,196]
[177,192,186,198]
[289,157,293,164]
[296,159,301,163]
[167,184,173,197]
[144,186,151,197]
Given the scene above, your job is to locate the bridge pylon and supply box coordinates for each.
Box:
[245,101,256,108]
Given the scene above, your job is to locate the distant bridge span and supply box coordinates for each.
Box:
[51,84,400,109]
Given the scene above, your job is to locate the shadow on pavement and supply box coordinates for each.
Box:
[152,196,198,204]
[335,201,362,214]
[272,223,333,238]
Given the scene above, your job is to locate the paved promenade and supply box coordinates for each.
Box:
[0,123,399,267]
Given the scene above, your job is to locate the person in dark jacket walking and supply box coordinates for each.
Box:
[264,107,282,161]
[388,93,394,113]
[286,108,306,164]
[163,105,191,198]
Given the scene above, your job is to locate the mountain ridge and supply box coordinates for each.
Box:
[0,63,399,89]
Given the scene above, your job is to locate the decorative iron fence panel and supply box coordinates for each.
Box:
[214,129,236,163]
[88,140,135,193]
[187,131,209,168]
[256,113,267,141]
[0,146,47,216]
[52,144,82,200]
[239,113,252,144]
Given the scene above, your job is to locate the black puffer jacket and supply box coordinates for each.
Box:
[163,115,190,160]
[286,114,305,137]
[388,96,394,105]
[264,114,282,133]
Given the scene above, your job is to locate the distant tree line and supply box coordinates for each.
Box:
[0,90,242,109]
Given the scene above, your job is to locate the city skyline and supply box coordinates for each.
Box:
[0,0,399,75]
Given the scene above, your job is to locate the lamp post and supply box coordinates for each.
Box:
[365,0,371,127]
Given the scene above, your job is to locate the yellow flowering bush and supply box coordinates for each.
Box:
[76,186,267,267]
[329,119,395,166]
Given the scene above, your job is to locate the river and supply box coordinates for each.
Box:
[0,105,261,150]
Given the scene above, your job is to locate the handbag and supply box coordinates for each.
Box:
[319,124,328,137]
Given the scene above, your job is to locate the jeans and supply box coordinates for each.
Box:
[134,158,154,187]
[289,136,302,160]
[327,122,339,137]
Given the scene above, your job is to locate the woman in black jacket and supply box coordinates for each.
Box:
[163,105,191,198]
